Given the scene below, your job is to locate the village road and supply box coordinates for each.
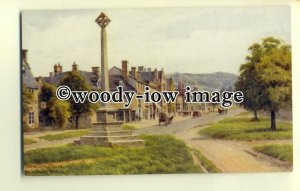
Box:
[136,108,243,135]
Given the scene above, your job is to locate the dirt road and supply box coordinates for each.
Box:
[24,108,291,172]
[136,108,243,135]
[175,126,291,172]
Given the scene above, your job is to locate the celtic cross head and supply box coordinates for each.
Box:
[95,12,111,29]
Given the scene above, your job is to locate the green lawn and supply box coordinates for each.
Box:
[122,124,137,130]
[39,129,90,141]
[24,135,203,175]
[199,115,292,141]
[24,138,37,145]
[253,144,293,164]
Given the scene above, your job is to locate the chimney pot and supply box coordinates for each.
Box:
[154,68,158,79]
[72,62,78,72]
[22,49,28,63]
[122,60,129,81]
[54,63,63,74]
[138,66,144,72]
[131,67,137,79]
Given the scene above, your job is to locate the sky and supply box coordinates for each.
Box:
[22,7,291,77]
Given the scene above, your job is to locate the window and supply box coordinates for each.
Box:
[29,112,34,124]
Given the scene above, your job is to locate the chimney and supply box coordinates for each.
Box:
[92,66,100,76]
[154,68,158,79]
[138,66,144,72]
[72,61,78,72]
[121,60,128,81]
[131,67,137,79]
[54,63,62,74]
[136,72,142,81]
[49,72,53,78]
[22,49,28,63]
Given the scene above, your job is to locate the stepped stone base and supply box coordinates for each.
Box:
[78,133,145,147]
[75,108,144,147]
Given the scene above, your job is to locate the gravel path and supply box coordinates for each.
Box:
[175,126,291,172]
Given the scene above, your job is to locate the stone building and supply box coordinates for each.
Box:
[109,60,168,120]
[37,62,101,128]
[36,57,186,128]
[175,81,208,115]
[22,49,39,129]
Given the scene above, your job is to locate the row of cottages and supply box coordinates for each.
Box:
[22,49,206,129]
[37,61,170,128]
[22,48,176,129]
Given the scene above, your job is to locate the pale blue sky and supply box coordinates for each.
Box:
[22,7,291,76]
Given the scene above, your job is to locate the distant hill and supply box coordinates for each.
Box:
[168,72,238,91]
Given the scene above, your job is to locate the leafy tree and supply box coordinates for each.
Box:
[39,82,71,128]
[59,71,97,129]
[257,37,291,131]
[235,43,264,121]
[39,82,56,125]
[51,100,71,129]
[236,37,291,130]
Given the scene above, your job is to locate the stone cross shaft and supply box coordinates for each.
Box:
[95,12,111,96]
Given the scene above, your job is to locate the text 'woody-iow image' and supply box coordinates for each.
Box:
[21,7,292,175]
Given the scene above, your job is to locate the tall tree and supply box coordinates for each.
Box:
[39,82,71,128]
[236,37,291,130]
[257,37,292,131]
[59,71,97,129]
[235,43,264,121]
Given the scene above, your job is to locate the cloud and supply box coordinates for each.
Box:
[22,7,291,77]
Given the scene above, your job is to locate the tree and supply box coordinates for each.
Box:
[235,43,264,121]
[257,37,291,131]
[59,71,97,129]
[51,100,71,129]
[236,37,291,130]
[39,82,71,128]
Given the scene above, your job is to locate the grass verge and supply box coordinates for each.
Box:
[253,144,292,164]
[24,138,37,145]
[199,115,292,141]
[190,148,221,173]
[24,134,202,175]
[122,124,137,130]
[39,129,90,141]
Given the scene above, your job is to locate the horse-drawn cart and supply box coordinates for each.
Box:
[192,111,201,118]
[158,113,174,126]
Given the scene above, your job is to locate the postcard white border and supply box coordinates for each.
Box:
[0,0,299,191]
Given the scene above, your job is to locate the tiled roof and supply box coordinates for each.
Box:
[42,69,136,91]
[109,75,136,91]
[43,71,101,90]
[22,60,39,89]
